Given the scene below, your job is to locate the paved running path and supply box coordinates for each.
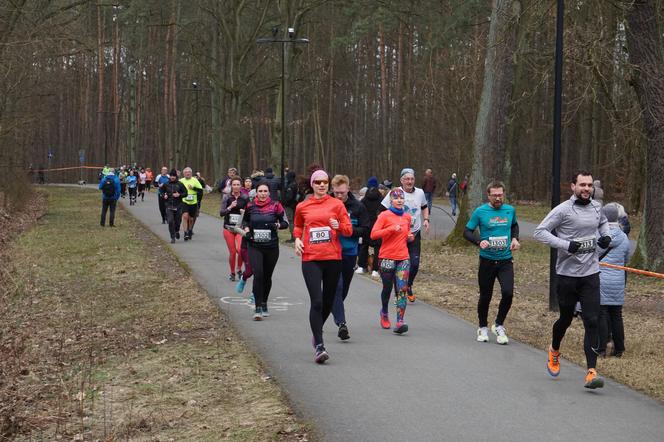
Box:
[120,191,662,442]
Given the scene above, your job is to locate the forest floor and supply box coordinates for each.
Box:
[0,188,309,441]
[415,238,664,401]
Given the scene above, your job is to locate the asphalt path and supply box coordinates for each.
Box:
[118,190,662,442]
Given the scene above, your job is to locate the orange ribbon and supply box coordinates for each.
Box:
[600,262,664,279]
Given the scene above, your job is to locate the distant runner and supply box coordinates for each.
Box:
[220,177,248,281]
[463,181,519,344]
[179,167,203,241]
[162,169,186,243]
[534,170,611,389]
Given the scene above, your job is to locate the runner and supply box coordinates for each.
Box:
[331,174,369,341]
[380,168,429,302]
[145,167,154,192]
[118,167,128,198]
[463,181,520,344]
[138,168,147,201]
[154,166,170,224]
[235,185,255,302]
[534,170,611,389]
[126,169,138,206]
[161,169,187,243]
[293,169,352,363]
[242,182,289,320]
[371,188,413,334]
[220,177,248,281]
[243,177,253,196]
[179,167,203,241]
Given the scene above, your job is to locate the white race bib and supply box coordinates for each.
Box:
[488,236,508,251]
[253,229,271,243]
[229,213,241,225]
[575,236,596,254]
[185,194,194,202]
[309,226,331,244]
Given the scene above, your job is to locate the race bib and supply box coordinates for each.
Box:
[380,259,396,272]
[488,236,508,251]
[575,236,596,254]
[185,194,195,202]
[309,227,332,244]
[229,213,241,225]
[253,229,271,243]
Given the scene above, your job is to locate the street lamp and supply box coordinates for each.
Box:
[549,0,564,311]
[257,27,309,197]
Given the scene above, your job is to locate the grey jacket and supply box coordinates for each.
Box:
[533,195,609,277]
[599,224,630,305]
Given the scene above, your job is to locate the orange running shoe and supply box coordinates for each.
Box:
[407,290,416,303]
[547,347,560,377]
[380,310,391,329]
[584,368,604,389]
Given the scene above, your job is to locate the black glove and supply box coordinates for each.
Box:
[597,236,611,249]
[568,241,581,253]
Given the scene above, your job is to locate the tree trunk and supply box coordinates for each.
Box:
[625,0,664,272]
[448,0,521,243]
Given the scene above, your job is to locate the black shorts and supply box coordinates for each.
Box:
[183,203,198,217]
[138,183,146,192]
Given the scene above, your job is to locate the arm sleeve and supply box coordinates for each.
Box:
[533,207,570,251]
[370,215,389,240]
[219,195,230,216]
[598,213,610,237]
[293,205,304,239]
[241,205,252,229]
[463,227,480,246]
[338,203,353,237]
[276,203,289,229]
[511,222,519,241]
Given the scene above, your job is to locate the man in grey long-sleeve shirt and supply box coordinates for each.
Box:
[534,170,611,390]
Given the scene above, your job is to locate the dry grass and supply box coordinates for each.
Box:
[415,239,664,401]
[0,187,309,441]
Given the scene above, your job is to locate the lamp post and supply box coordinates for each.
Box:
[549,0,564,311]
[257,27,309,197]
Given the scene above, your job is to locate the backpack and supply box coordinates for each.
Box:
[102,177,115,198]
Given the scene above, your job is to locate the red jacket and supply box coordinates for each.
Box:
[370,210,411,261]
[293,195,352,261]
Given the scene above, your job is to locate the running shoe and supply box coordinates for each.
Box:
[584,368,604,389]
[476,327,489,342]
[407,291,416,303]
[314,344,329,364]
[237,270,243,279]
[184,233,190,241]
[253,307,262,321]
[236,278,246,293]
[248,294,255,305]
[189,230,194,237]
[170,237,176,244]
[337,323,350,340]
[229,273,236,282]
[491,324,509,345]
[371,270,380,278]
[547,347,561,377]
[393,322,409,334]
[175,232,180,239]
[261,305,270,317]
[354,267,365,274]
[380,310,391,329]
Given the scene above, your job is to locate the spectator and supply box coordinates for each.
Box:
[612,202,631,236]
[597,203,630,358]
[422,168,437,211]
[98,169,121,227]
[460,174,469,196]
[216,167,238,195]
[592,179,604,205]
[447,173,459,216]
[357,176,383,277]
[263,167,282,201]
[282,170,299,242]
[251,169,265,189]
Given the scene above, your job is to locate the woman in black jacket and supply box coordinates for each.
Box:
[162,169,187,243]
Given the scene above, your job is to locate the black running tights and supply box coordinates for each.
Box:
[302,260,342,346]
[249,245,279,309]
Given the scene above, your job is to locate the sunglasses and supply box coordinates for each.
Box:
[313,180,329,185]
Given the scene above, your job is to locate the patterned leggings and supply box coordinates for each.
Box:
[380,259,410,323]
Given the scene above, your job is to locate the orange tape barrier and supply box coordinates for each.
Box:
[31,165,105,172]
[600,262,664,279]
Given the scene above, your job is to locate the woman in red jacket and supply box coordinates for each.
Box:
[294,169,352,363]
[370,188,413,334]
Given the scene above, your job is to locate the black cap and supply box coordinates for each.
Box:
[169,169,178,177]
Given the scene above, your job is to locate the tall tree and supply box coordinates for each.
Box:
[625,0,664,272]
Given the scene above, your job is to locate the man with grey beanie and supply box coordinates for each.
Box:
[534,170,611,389]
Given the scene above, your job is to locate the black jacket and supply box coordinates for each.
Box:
[242,198,288,249]
[263,172,282,201]
[162,180,187,210]
[344,193,370,239]
[362,186,384,227]
[220,193,249,228]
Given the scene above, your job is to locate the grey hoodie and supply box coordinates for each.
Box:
[534,195,609,277]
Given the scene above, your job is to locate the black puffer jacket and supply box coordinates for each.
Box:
[362,186,383,228]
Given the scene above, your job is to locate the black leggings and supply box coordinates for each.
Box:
[248,245,280,309]
[302,260,342,346]
[477,257,514,327]
[552,273,600,369]
[407,231,421,290]
[166,207,182,238]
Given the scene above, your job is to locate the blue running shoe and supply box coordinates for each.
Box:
[236,278,246,293]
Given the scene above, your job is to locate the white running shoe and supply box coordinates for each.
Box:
[477,327,489,342]
[371,270,380,278]
[355,267,365,274]
[491,324,509,345]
